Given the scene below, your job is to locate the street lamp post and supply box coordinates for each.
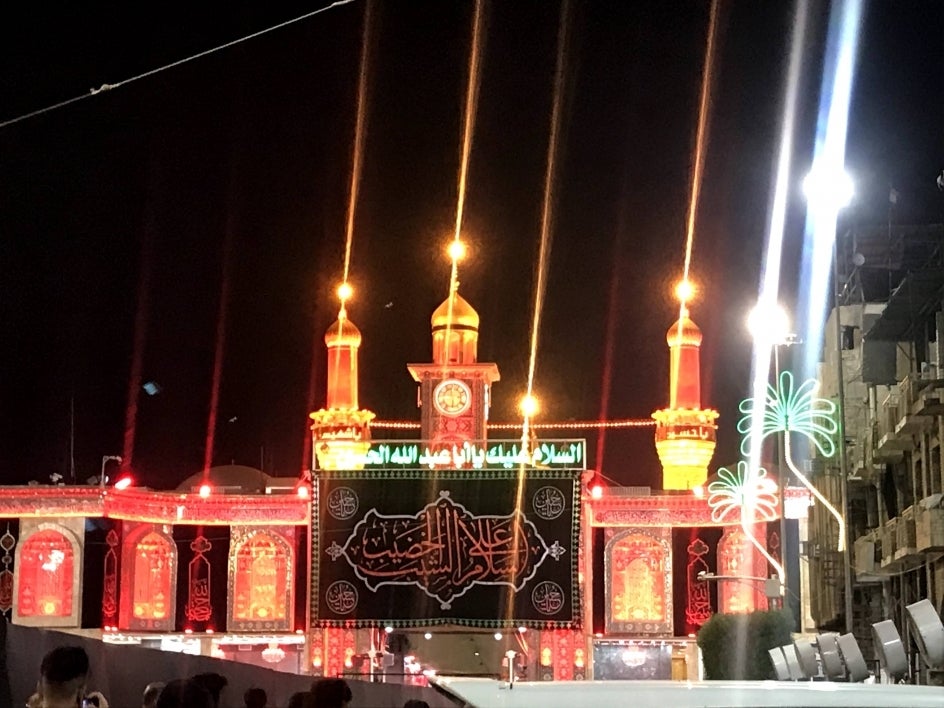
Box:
[805,166,855,635]
[100,455,122,491]
[747,303,792,609]
[833,237,854,635]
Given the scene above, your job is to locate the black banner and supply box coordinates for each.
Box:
[313,469,581,629]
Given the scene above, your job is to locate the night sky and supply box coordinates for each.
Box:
[1,1,942,489]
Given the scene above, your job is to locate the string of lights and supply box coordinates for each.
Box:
[370,418,656,430]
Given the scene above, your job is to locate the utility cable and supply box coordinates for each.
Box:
[0,0,357,130]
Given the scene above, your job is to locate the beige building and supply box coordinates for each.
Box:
[808,224,944,675]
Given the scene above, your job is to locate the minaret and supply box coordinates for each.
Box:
[651,304,719,490]
[407,241,499,450]
[310,287,375,470]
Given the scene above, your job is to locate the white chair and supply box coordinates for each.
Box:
[768,646,791,680]
[781,643,806,679]
[905,598,944,669]
[871,619,908,680]
[837,633,870,682]
[816,633,845,680]
[793,638,819,678]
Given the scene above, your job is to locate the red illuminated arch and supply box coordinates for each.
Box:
[14,525,81,626]
[228,529,294,632]
[120,525,177,631]
[604,528,673,635]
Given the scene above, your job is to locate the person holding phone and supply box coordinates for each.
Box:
[28,646,109,708]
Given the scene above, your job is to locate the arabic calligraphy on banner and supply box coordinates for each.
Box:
[314,470,581,629]
[354,439,585,470]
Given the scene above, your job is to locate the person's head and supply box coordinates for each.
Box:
[285,692,315,708]
[310,678,352,708]
[39,646,90,708]
[403,701,430,708]
[156,679,213,708]
[143,682,166,708]
[188,673,227,708]
[243,687,267,708]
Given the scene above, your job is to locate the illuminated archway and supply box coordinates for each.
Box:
[120,525,177,631]
[717,525,767,614]
[604,528,672,635]
[13,525,81,627]
[227,528,294,632]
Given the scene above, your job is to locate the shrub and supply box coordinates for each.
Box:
[696,609,793,680]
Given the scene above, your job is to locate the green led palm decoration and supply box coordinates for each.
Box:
[709,461,785,586]
[738,370,845,551]
[708,461,779,524]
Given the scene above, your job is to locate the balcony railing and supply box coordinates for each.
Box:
[916,501,944,552]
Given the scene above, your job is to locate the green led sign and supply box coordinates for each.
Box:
[358,439,585,470]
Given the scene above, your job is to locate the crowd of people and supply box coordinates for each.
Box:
[25,645,433,708]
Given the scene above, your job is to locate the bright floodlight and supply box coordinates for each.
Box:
[114,475,133,490]
[337,282,353,303]
[803,167,853,210]
[198,484,211,498]
[674,279,696,303]
[447,239,467,262]
[747,302,790,344]
[519,393,540,418]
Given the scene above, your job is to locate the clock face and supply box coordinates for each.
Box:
[433,379,472,416]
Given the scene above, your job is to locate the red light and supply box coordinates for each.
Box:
[198,484,211,498]
[114,475,133,490]
[590,484,603,499]
[296,485,310,499]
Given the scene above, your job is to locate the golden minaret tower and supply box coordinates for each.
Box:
[310,285,375,470]
[651,289,719,490]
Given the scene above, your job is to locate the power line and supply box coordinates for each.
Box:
[0,0,358,130]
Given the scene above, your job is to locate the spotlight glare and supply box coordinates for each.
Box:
[337,282,353,303]
[674,279,696,303]
[747,302,790,344]
[803,167,854,210]
[447,240,467,262]
[519,394,540,418]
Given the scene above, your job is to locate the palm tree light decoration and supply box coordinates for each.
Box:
[737,370,845,551]
[708,460,785,584]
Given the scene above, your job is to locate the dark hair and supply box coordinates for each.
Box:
[143,682,167,707]
[310,678,352,707]
[243,686,267,708]
[40,646,89,684]
[156,679,213,708]
[189,673,227,707]
[403,701,430,708]
[286,692,315,708]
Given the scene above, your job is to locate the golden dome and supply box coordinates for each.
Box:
[431,290,479,331]
[666,312,702,347]
[325,313,362,347]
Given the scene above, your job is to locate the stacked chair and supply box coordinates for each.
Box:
[766,597,944,684]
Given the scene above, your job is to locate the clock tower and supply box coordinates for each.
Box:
[407,283,499,447]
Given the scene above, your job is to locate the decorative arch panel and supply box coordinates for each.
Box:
[227,527,294,632]
[717,524,767,614]
[119,523,177,631]
[604,526,672,635]
[13,520,83,627]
